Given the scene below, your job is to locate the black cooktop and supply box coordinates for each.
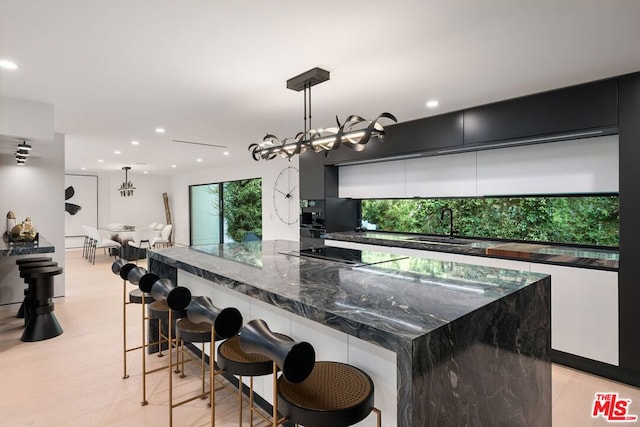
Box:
[284,246,407,266]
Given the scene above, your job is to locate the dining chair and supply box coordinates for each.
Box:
[90,227,121,264]
[128,228,158,263]
[152,224,173,248]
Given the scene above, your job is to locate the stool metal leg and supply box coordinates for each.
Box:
[201,342,206,398]
[372,407,382,427]
[238,375,243,426]
[210,326,215,426]
[122,279,129,379]
[141,293,148,406]
[272,362,278,427]
[249,376,254,426]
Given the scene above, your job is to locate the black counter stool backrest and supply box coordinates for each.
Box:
[238,319,315,384]
[18,266,64,342]
[179,295,243,426]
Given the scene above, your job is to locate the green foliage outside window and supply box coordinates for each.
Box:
[222,179,262,243]
[361,196,619,247]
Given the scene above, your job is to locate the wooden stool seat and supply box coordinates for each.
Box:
[277,361,375,427]
[218,335,279,377]
[175,318,211,343]
[149,299,170,320]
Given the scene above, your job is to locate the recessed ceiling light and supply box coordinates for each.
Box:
[98,159,104,163]
[155,127,165,134]
[131,140,139,145]
[81,167,86,170]
[223,151,230,156]
[171,164,177,168]
[0,59,18,70]
[426,100,439,108]
[114,150,121,155]
[196,158,203,162]
[143,171,148,174]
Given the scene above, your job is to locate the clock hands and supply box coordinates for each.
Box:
[275,185,297,199]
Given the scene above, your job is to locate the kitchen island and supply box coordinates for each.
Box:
[149,240,551,427]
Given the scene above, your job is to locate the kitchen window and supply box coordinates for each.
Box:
[189,178,262,245]
[361,194,619,247]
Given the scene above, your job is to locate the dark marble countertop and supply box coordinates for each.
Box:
[0,236,55,256]
[149,240,548,343]
[325,231,619,271]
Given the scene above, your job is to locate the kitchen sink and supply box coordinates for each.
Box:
[401,235,475,245]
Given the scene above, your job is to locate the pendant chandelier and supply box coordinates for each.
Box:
[118,166,136,197]
[248,67,396,161]
[15,141,32,165]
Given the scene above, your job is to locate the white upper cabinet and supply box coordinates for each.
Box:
[339,159,406,199]
[476,135,619,195]
[405,152,476,197]
[337,135,619,199]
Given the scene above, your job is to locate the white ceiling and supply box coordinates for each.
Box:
[2,0,640,175]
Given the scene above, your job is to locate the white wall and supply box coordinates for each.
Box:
[106,172,171,227]
[0,95,54,141]
[339,135,619,198]
[170,156,300,246]
[1,132,65,306]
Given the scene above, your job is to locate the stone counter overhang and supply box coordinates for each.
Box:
[0,236,55,256]
[326,231,619,271]
[149,240,551,426]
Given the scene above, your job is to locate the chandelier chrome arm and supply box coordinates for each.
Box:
[248,112,397,161]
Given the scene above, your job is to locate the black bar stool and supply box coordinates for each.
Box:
[112,260,155,380]
[173,295,243,426]
[141,278,191,423]
[19,266,64,342]
[236,319,315,426]
[239,319,382,427]
[15,257,54,320]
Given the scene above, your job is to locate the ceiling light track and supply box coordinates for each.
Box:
[248,67,396,161]
[172,139,228,148]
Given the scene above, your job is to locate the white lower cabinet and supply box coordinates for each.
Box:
[177,270,397,427]
[529,263,618,365]
[326,239,619,366]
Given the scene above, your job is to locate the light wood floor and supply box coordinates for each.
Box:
[1,249,639,426]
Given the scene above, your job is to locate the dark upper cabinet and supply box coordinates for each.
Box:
[618,71,640,372]
[299,150,338,200]
[323,112,463,165]
[463,78,618,145]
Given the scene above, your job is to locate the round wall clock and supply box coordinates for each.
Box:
[273,165,299,225]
